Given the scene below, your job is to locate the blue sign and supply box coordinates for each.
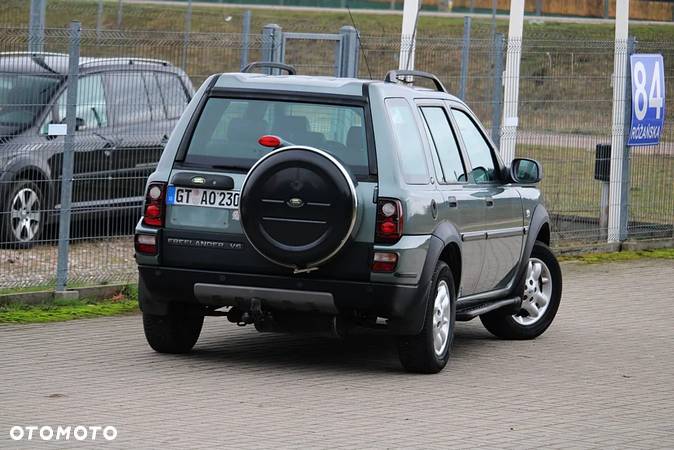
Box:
[628,54,665,146]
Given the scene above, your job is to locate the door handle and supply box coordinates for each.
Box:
[485,197,494,207]
[447,196,458,208]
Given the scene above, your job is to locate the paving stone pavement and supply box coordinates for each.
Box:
[1,259,674,449]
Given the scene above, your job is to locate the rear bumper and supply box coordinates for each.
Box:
[138,265,427,334]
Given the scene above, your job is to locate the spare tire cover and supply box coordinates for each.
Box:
[240,146,358,270]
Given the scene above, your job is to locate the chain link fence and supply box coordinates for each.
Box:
[0,12,673,290]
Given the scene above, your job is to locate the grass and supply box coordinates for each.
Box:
[0,286,138,324]
[559,247,674,264]
[520,144,674,225]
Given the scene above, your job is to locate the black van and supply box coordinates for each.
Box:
[0,53,194,245]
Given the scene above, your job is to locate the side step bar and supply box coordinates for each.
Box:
[456,297,521,321]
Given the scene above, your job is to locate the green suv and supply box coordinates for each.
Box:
[134,64,562,373]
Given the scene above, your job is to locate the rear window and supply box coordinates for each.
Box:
[184,98,370,175]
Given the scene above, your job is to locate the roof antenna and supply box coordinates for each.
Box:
[346,3,373,80]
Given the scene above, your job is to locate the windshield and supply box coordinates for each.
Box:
[184,97,370,176]
[0,73,60,128]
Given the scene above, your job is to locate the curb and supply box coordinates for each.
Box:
[0,284,131,306]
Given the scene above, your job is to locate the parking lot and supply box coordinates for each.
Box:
[1,258,673,449]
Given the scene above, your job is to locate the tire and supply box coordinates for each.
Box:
[397,261,456,374]
[142,305,204,354]
[480,241,562,340]
[1,179,45,247]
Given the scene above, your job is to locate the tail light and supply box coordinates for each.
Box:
[135,234,157,255]
[372,252,398,272]
[143,182,166,227]
[375,198,403,244]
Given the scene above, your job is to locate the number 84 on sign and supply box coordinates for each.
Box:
[628,54,665,147]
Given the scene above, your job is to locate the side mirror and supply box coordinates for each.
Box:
[510,158,542,184]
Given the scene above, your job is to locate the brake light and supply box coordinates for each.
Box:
[375,198,403,244]
[143,182,166,227]
[259,135,282,148]
[372,252,398,272]
[135,234,157,255]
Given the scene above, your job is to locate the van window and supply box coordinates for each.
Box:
[184,97,370,176]
[105,72,151,125]
[54,74,108,131]
[385,98,428,184]
[156,72,188,119]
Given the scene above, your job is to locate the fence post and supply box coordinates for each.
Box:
[608,1,630,243]
[618,36,636,241]
[459,16,471,101]
[116,0,123,29]
[535,0,542,16]
[604,0,609,19]
[491,33,504,149]
[181,0,192,71]
[339,25,359,78]
[96,0,104,39]
[28,0,46,53]
[469,0,475,14]
[55,21,81,294]
[240,10,252,70]
[261,23,282,74]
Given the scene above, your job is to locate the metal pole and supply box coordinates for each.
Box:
[96,0,104,39]
[608,0,629,243]
[491,33,504,148]
[55,21,81,293]
[619,36,636,241]
[181,0,192,71]
[459,16,471,101]
[469,0,475,14]
[240,10,251,70]
[339,25,359,78]
[28,0,46,53]
[399,0,420,71]
[491,0,497,40]
[499,0,524,164]
[535,0,542,16]
[604,0,609,19]
[116,0,123,29]
[261,24,282,74]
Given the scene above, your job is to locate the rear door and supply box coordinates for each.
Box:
[45,73,113,206]
[450,106,524,293]
[104,70,166,208]
[417,101,485,296]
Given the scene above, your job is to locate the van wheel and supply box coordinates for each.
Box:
[480,241,562,340]
[143,306,204,354]
[397,261,456,374]
[2,180,44,247]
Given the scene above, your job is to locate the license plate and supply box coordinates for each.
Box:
[167,185,240,210]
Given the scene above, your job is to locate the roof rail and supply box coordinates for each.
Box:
[241,61,296,75]
[78,57,170,68]
[384,70,447,93]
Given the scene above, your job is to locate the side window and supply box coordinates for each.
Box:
[420,107,466,183]
[156,72,188,119]
[385,98,429,184]
[143,72,165,121]
[53,74,108,131]
[452,109,497,183]
[105,72,152,125]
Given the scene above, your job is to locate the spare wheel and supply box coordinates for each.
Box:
[239,146,358,271]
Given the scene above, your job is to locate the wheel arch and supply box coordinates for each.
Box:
[508,204,551,298]
[389,221,462,335]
